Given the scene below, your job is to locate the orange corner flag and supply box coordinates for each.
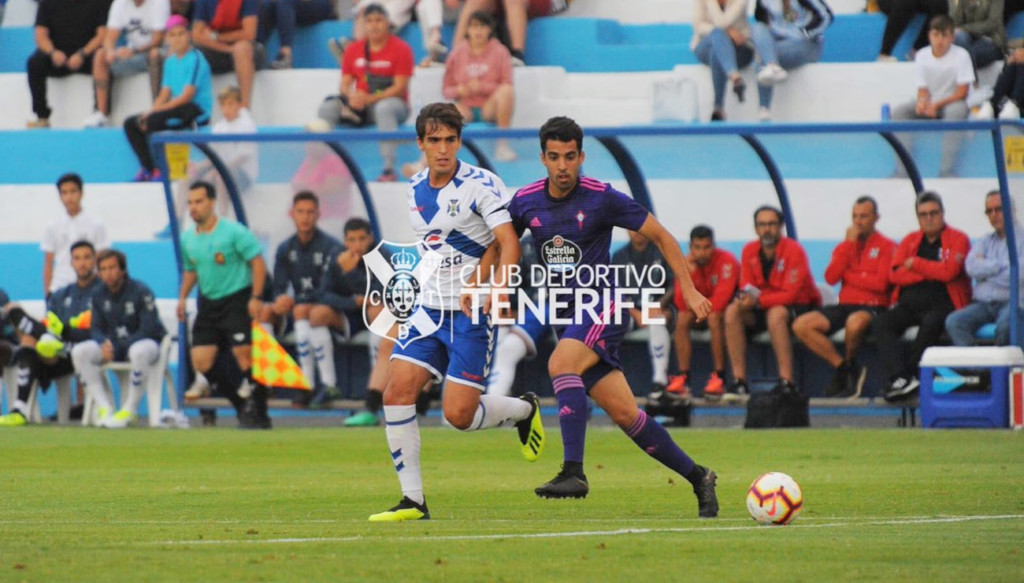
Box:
[251,323,312,390]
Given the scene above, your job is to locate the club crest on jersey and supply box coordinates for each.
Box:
[541,235,582,272]
[575,210,586,229]
[363,241,444,348]
[869,247,879,258]
[448,199,460,217]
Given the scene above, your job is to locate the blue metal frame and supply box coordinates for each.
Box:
[739,134,798,240]
[594,135,654,212]
[191,143,247,225]
[991,125,1020,346]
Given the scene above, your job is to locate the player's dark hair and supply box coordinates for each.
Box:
[362,2,389,20]
[690,225,715,242]
[344,217,373,235]
[539,116,584,152]
[69,240,95,255]
[189,180,216,199]
[416,102,464,139]
[916,190,944,212]
[293,190,319,207]
[467,10,497,37]
[96,248,127,272]
[929,13,954,32]
[855,195,878,213]
[56,172,83,192]
[753,205,784,225]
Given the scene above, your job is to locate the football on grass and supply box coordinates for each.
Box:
[746,472,803,525]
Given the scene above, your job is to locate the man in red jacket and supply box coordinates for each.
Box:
[670,225,739,400]
[875,191,971,401]
[723,206,821,400]
[792,196,896,399]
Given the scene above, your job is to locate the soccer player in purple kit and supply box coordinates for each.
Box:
[508,116,720,517]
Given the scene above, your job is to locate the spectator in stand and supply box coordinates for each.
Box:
[723,206,821,400]
[453,0,572,66]
[259,192,342,405]
[84,0,171,128]
[668,225,739,401]
[258,0,336,69]
[123,14,213,182]
[71,249,166,428]
[191,0,265,109]
[751,0,832,121]
[877,0,949,61]
[951,0,1005,71]
[26,0,111,128]
[308,218,393,425]
[42,173,110,297]
[0,241,102,427]
[612,231,675,401]
[946,190,1024,346]
[892,15,973,176]
[691,0,753,121]
[442,10,517,161]
[791,196,896,399]
[316,3,414,182]
[975,46,1024,119]
[330,1,448,67]
[875,191,971,401]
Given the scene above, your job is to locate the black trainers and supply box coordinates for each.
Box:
[535,465,589,499]
[648,382,667,404]
[721,379,749,403]
[693,466,719,518]
[824,363,850,397]
[368,496,430,522]
[884,376,920,402]
[835,364,866,400]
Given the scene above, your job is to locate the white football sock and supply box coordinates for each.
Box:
[126,339,159,414]
[648,324,670,385]
[383,405,423,504]
[461,394,532,431]
[310,325,336,387]
[70,341,115,413]
[293,319,315,387]
[486,331,529,397]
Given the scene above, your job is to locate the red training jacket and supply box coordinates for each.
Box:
[673,247,740,313]
[889,226,972,309]
[824,231,897,307]
[740,237,821,308]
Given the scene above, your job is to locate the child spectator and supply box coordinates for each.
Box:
[26,0,110,128]
[258,0,336,69]
[691,0,753,121]
[751,0,833,121]
[442,10,516,161]
[123,14,213,182]
[85,0,171,128]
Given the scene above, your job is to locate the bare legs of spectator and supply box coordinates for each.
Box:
[92,47,163,120]
[792,310,872,369]
[233,40,256,109]
[724,301,752,382]
[675,310,726,375]
[766,306,795,382]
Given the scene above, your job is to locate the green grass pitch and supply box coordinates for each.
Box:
[2,426,1022,581]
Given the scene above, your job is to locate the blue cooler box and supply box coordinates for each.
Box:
[919,347,1024,428]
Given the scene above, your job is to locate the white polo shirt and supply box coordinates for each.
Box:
[41,209,110,293]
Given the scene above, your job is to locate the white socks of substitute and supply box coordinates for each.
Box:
[649,323,670,385]
[293,319,316,387]
[310,325,336,387]
[486,329,529,397]
[383,405,424,504]
[70,341,117,413]
[124,339,159,413]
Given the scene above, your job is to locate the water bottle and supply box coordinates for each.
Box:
[881,103,891,121]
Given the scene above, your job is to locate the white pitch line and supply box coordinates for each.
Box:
[147,514,1024,546]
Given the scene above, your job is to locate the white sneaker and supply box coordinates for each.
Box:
[975,101,995,120]
[494,141,518,162]
[758,106,772,122]
[999,101,1021,120]
[83,111,109,128]
[756,63,788,86]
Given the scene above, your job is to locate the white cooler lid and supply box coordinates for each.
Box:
[920,346,1024,367]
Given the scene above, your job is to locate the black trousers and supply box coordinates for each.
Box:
[878,0,949,56]
[123,102,203,171]
[873,299,954,380]
[26,49,95,119]
[991,63,1024,109]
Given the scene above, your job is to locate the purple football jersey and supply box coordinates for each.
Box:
[509,176,650,292]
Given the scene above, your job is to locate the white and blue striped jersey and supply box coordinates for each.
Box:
[407,160,513,310]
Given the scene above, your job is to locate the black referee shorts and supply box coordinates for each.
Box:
[193,287,252,348]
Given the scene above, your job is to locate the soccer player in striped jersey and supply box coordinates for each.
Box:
[508,116,720,517]
[368,102,544,522]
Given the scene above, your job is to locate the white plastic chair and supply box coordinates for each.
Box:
[87,335,178,427]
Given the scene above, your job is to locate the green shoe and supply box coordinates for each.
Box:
[368,496,429,522]
[515,392,545,462]
[0,412,27,427]
[344,411,381,427]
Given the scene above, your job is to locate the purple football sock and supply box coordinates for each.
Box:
[552,374,588,464]
[623,409,696,477]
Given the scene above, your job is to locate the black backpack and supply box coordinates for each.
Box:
[745,384,810,428]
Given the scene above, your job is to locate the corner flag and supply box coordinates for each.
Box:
[251,323,312,390]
